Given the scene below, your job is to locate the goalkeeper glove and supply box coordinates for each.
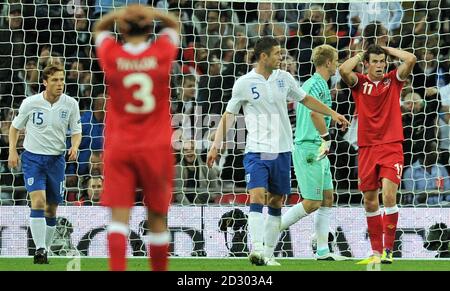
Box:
[317,133,331,161]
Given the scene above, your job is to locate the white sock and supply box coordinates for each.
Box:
[280,202,308,230]
[147,232,171,246]
[264,215,281,258]
[30,217,46,250]
[384,205,399,215]
[107,222,129,236]
[45,226,56,251]
[315,207,332,256]
[248,212,264,253]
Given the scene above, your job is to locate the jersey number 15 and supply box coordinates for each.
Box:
[124,73,156,114]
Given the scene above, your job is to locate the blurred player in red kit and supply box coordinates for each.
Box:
[93,4,179,271]
[339,44,416,264]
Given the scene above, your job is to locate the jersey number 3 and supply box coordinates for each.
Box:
[124,73,156,114]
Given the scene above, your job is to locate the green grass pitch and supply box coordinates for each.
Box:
[0,257,449,271]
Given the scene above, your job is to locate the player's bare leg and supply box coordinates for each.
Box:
[263,193,283,266]
[29,190,48,264]
[356,190,382,265]
[147,210,170,271]
[314,190,347,261]
[381,178,399,264]
[108,207,130,271]
[248,187,266,266]
[44,203,58,257]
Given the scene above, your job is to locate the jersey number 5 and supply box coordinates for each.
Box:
[123,73,156,114]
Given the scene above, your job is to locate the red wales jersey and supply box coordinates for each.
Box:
[96,29,179,151]
[351,69,405,147]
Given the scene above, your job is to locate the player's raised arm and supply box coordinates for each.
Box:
[207,111,236,168]
[92,8,126,40]
[147,6,180,34]
[93,5,180,41]
[381,46,417,81]
[339,52,364,87]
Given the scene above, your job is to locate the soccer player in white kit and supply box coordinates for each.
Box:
[207,37,349,266]
[8,64,81,264]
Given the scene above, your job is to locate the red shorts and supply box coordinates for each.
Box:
[101,147,174,214]
[358,142,404,192]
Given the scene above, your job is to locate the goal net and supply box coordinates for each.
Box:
[0,0,448,259]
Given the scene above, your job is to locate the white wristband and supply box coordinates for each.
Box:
[320,132,330,141]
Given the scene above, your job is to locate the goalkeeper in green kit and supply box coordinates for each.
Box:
[281,44,347,260]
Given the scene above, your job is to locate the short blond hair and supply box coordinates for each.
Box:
[311,44,337,68]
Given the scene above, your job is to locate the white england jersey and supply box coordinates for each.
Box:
[226,69,306,153]
[12,93,82,155]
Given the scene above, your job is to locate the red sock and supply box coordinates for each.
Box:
[108,233,127,271]
[383,212,399,250]
[366,213,383,255]
[149,244,169,271]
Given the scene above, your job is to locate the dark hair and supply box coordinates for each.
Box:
[42,64,64,80]
[254,37,280,61]
[124,20,152,37]
[364,44,386,62]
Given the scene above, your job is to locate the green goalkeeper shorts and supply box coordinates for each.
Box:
[292,143,333,201]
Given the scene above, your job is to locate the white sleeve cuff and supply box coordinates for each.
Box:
[95,31,113,47]
[160,28,180,46]
[11,120,23,130]
[299,86,307,101]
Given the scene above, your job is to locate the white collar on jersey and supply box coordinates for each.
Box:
[122,41,151,55]
[250,68,279,81]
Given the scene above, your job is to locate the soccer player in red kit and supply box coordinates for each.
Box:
[93,5,179,271]
[339,45,416,264]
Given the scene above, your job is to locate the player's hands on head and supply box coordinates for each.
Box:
[380,46,391,55]
[7,150,19,169]
[356,51,365,62]
[117,4,154,34]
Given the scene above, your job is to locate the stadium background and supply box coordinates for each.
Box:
[0,0,449,261]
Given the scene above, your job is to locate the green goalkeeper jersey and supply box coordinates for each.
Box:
[294,72,332,145]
